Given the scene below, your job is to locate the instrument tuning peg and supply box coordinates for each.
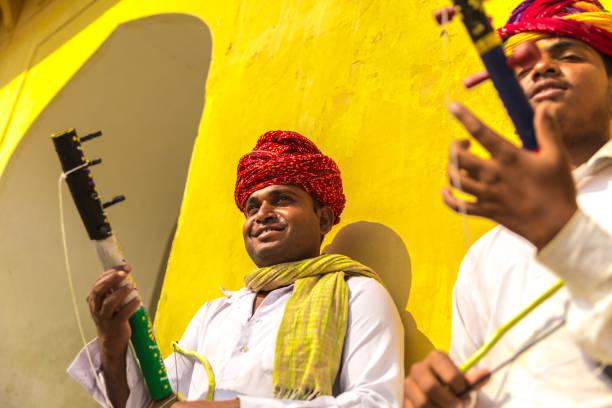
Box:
[102,195,126,209]
[81,131,102,142]
[88,158,102,167]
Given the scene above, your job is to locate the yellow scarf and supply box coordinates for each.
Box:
[244,254,381,400]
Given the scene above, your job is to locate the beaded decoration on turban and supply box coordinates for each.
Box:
[235,131,345,224]
[498,0,612,56]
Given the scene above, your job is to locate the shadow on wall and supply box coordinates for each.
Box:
[0,13,210,407]
[324,221,434,370]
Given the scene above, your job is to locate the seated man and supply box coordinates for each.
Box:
[69,130,404,407]
[405,0,612,407]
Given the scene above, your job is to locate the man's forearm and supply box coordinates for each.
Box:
[101,345,130,408]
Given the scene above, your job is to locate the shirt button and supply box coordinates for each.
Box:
[240,346,249,353]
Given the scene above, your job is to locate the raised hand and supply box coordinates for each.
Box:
[86,265,141,408]
[86,265,141,356]
[442,102,577,249]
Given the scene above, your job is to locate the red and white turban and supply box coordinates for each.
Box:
[234,131,345,224]
[498,0,612,55]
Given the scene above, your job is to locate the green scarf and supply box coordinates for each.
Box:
[244,253,381,400]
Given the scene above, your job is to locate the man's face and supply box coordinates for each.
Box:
[515,37,612,152]
[242,184,332,267]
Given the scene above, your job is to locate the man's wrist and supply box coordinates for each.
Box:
[99,338,129,361]
[532,203,578,250]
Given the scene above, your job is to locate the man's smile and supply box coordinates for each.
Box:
[252,224,286,239]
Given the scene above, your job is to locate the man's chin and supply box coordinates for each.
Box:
[248,243,290,267]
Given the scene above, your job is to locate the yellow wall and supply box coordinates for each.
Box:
[154,0,519,359]
[0,0,529,395]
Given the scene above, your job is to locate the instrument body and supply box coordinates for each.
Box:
[453,0,538,151]
[52,129,173,401]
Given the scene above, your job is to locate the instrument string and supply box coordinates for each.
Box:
[59,164,114,408]
[440,5,473,249]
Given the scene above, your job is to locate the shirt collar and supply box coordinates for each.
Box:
[220,286,251,304]
[220,284,296,304]
[573,139,612,182]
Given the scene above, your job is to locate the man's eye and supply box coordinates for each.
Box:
[559,54,582,62]
[276,195,292,204]
[246,205,259,215]
[516,68,530,79]
[515,63,534,79]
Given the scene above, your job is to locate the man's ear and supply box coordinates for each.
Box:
[319,206,334,236]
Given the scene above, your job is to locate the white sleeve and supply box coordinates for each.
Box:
[537,208,612,364]
[238,278,404,408]
[67,302,211,407]
[66,339,152,408]
[449,242,487,366]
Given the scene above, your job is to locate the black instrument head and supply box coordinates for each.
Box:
[51,129,118,240]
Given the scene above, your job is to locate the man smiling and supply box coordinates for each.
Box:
[404,1,612,407]
[69,130,404,407]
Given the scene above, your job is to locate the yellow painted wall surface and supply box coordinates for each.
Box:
[155,0,518,360]
[0,0,529,394]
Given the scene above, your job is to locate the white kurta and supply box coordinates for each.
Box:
[68,276,404,407]
[450,141,612,407]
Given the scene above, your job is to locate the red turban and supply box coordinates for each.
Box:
[235,131,345,224]
[498,0,612,55]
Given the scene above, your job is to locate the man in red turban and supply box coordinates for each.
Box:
[70,131,404,407]
[405,1,612,407]
[235,130,345,226]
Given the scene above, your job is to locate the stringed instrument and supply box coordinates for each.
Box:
[52,128,173,402]
[437,0,539,151]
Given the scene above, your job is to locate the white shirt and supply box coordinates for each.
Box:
[450,141,612,407]
[68,276,404,407]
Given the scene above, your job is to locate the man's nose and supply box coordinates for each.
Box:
[531,53,561,78]
[255,201,276,222]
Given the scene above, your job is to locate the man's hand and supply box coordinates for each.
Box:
[86,265,141,358]
[404,351,489,408]
[86,265,141,408]
[442,102,578,249]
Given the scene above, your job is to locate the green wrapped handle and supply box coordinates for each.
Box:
[129,306,173,400]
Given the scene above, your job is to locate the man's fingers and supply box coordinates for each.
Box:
[450,139,491,180]
[448,102,513,158]
[405,351,474,408]
[87,269,119,305]
[441,187,482,217]
[411,365,461,407]
[404,377,432,408]
[465,367,491,391]
[88,269,130,312]
[116,296,141,321]
[99,282,134,319]
[408,350,471,407]
[427,350,469,395]
[91,265,132,287]
[449,138,471,155]
[447,164,486,197]
[91,268,118,285]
